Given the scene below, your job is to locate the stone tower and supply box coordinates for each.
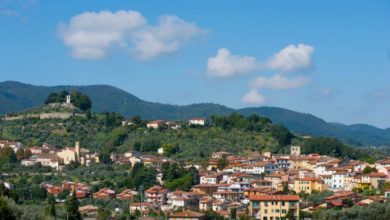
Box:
[291,145,301,156]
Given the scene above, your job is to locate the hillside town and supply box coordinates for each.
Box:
[2,129,390,220]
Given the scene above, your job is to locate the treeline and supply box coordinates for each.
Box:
[45,90,92,111]
[309,201,390,220]
[302,137,376,162]
[211,113,294,147]
[0,147,31,166]
[211,113,272,131]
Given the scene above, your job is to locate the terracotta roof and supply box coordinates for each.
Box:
[367,172,387,178]
[145,185,167,194]
[130,202,153,207]
[169,210,205,218]
[249,195,300,201]
[295,177,323,182]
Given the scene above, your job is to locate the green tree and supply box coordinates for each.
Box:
[230,208,237,220]
[70,91,92,112]
[15,148,24,161]
[269,124,294,147]
[23,149,32,159]
[363,166,378,174]
[217,157,228,170]
[131,115,142,125]
[0,197,16,220]
[98,207,111,220]
[0,147,17,164]
[286,209,297,220]
[65,192,81,220]
[47,194,56,219]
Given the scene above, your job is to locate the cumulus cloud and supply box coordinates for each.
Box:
[241,89,267,105]
[207,44,314,77]
[132,15,205,60]
[207,48,259,77]
[266,44,314,72]
[58,10,205,60]
[250,74,309,90]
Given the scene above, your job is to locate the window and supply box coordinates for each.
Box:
[276,209,280,213]
[282,209,287,213]
[282,202,285,206]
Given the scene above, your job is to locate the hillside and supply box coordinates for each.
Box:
[1,81,390,147]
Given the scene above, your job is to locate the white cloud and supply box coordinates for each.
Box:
[207,48,259,77]
[207,44,314,78]
[266,44,314,72]
[58,10,205,60]
[241,89,267,105]
[250,74,309,90]
[132,15,205,60]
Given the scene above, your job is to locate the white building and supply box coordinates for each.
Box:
[330,171,350,190]
[146,120,164,129]
[188,118,206,126]
[200,173,223,184]
[251,161,277,175]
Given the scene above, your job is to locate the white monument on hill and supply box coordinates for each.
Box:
[66,95,71,104]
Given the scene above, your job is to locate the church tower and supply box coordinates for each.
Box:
[75,141,80,162]
[291,146,301,156]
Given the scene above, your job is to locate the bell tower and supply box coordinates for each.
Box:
[291,146,301,156]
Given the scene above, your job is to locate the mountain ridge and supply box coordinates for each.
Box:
[1,80,390,147]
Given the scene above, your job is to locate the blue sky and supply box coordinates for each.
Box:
[0,1,389,127]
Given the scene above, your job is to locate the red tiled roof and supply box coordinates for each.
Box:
[249,195,300,201]
[169,210,205,218]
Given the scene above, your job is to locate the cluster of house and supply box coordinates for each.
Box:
[110,146,390,219]
[7,132,390,219]
[20,141,99,170]
[41,180,138,201]
[122,118,207,129]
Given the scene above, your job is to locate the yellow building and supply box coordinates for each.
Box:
[355,182,373,190]
[293,177,328,194]
[249,195,300,220]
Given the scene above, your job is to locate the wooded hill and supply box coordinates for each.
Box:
[2,81,390,147]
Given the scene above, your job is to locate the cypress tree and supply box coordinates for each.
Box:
[65,191,81,220]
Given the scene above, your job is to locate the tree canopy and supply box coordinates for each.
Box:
[45,90,92,111]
